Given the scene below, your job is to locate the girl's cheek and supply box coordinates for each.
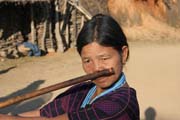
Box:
[83,64,93,73]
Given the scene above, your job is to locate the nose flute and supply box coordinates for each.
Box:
[0,68,114,108]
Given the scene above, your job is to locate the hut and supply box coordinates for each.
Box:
[0,0,53,57]
[0,0,92,58]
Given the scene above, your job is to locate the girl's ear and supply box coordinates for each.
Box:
[122,46,129,64]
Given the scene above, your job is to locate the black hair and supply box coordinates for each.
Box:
[76,14,129,60]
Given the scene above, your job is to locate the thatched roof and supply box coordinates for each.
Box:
[0,0,50,4]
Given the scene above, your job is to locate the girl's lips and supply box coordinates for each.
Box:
[94,77,107,83]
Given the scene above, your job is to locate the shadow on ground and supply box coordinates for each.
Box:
[145,107,156,120]
[0,66,16,75]
[0,80,53,115]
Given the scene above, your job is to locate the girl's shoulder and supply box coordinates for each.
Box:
[55,82,94,99]
[112,87,138,98]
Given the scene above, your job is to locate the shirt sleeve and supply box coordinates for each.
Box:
[40,97,66,118]
[68,88,139,120]
[40,83,88,118]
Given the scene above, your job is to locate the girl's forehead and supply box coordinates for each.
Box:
[82,43,109,52]
[83,42,110,49]
[81,42,119,57]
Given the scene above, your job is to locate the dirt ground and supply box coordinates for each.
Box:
[0,41,180,120]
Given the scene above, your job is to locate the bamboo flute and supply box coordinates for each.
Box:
[0,68,114,108]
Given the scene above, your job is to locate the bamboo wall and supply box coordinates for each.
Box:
[0,0,91,58]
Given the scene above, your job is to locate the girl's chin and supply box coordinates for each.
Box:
[95,82,112,89]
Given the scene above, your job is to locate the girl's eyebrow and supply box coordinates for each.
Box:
[82,54,111,59]
[97,54,111,57]
[81,56,90,59]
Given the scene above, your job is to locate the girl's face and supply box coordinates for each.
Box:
[81,42,128,91]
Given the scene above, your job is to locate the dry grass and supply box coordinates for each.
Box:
[107,0,180,43]
[79,0,109,15]
[123,14,180,43]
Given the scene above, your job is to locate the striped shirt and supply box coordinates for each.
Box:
[40,82,139,120]
[81,73,126,108]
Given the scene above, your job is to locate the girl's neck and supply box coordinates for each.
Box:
[90,87,104,101]
[92,82,129,100]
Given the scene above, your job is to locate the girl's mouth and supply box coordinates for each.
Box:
[94,77,107,83]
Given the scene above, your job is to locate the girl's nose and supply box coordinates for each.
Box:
[93,60,104,72]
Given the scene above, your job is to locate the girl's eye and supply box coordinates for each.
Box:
[102,57,108,60]
[101,57,110,61]
[83,59,90,63]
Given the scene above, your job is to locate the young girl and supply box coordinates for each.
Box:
[0,14,139,120]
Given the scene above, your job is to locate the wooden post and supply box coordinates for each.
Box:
[46,2,56,53]
[65,20,69,47]
[70,0,78,47]
[80,15,85,31]
[55,0,64,52]
[67,0,92,20]
[60,0,72,48]
[30,4,36,44]
[40,3,48,51]
[60,0,68,32]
